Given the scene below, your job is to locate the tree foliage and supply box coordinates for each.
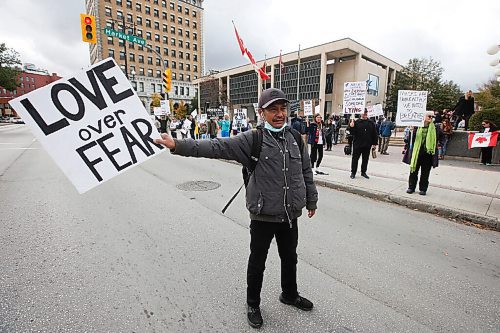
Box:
[175,101,188,119]
[474,78,500,110]
[386,57,462,114]
[0,43,21,91]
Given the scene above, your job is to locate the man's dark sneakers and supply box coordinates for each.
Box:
[350,173,355,179]
[361,172,370,179]
[247,305,263,328]
[419,190,426,195]
[406,188,415,194]
[279,293,313,311]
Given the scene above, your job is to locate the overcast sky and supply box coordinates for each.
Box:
[0,0,498,90]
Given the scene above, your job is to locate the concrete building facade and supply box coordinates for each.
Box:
[85,0,204,109]
[195,38,402,120]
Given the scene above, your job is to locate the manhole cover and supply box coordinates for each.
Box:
[176,180,221,191]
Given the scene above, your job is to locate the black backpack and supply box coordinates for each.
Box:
[222,126,304,213]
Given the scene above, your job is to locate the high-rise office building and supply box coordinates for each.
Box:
[85,0,204,108]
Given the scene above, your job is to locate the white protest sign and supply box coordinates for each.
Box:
[200,114,207,123]
[153,107,163,116]
[160,100,170,115]
[343,81,366,114]
[367,104,384,118]
[314,105,320,114]
[232,108,248,129]
[396,90,428,127]
[8,58,163,194]
[303,100,313,116]
[191,109,198,118]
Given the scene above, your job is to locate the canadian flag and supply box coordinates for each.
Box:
[232,22,270,81]
[279,50,285,72]
[468,131,499,149]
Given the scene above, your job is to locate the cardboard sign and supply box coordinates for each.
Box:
[343,81,366,114]
[160,100,170,115]
[153,107,163,116]
[396,90,428,127]
[304,100,313,116]
[206,108,224,119]
[367,104,384,118]
[232,108,248,129]
[8,58,164,194]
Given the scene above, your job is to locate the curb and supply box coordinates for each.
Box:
[314,179,499,231]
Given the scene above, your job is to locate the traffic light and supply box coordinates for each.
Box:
[163,69,172,93]
[80,14,97,44]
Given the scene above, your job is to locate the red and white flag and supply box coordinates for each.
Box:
[232,21,270,81]
[279,50,285,72]
[468,131,499,149]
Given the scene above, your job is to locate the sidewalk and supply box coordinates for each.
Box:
[313,143,500,230]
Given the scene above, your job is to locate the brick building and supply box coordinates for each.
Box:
[0,63,61,117]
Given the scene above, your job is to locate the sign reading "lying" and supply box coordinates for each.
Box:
[9,58,164,193]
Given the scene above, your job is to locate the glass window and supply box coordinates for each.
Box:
[177,4,182,12]
[170,14,175,22]
[136,3,142,11]
[139,67,145,75]
[145,5,150,14]
[163,36,168,44]
[170,26,175,34]
[129,53,135,61]
[367,73,379,96]
[154,9,159,17]
[147,56,153,64]
[178,40,183,48]
[147,69,153,77]
[156,70,162,78]
[146,18,151,27]
[170,2,174,10]
[139,82,144,92]
[137,16,142,25]
[171,38,176,46]
[107,37,114,44]
[177,17,182,24]
[138,55,144,63]
[119,50,125,60]
[105,7,112,16]
[146,32,152,40]
[127,13,133,22]
[178,28,183,36]
[155,33,160,41]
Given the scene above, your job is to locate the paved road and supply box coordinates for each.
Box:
[1,126,499,332]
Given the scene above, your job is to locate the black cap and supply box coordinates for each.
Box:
[258,88,289,109]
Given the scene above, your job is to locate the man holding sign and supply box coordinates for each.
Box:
[155,88,318,329]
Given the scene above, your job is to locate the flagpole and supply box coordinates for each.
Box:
[263,53,267,91]
[279,50,282,89]
[296,44,301,102]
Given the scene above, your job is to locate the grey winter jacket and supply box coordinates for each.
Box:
[172,127,318,223]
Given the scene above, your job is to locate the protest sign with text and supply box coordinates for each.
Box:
[303,100,313,116]
[367,104,384,118]
[160,100,170,115]
[343,81,366,114]
[232,108,248,130]
[9,58,164,194]
[396,90,428,127]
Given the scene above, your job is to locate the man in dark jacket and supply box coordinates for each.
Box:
[349,110,378,179]
[154,88,318,329]
[453,90,475,130]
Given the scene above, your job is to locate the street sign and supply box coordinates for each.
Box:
[103,28,146,46]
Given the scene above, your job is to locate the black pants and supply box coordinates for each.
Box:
[351,146,371,175]
[481,147,493,164]
[310,143,324,168]
[454,114,471,131]
[247,220,298,307]
[409,152,433,191]
[325,135,333,150]
[333,130,339,144]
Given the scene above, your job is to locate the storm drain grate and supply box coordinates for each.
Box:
[176,180,221,191]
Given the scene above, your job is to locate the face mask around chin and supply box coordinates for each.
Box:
[264,121,286,132]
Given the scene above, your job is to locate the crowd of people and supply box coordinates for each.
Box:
[152,87,497,329]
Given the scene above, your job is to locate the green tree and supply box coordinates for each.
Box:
[386,57,462,115]
[0,43,21,91]
[475,78,500,110]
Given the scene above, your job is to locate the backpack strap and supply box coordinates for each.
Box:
[222,127,263,214]
[289,127,305,158]
[248,126,263,173]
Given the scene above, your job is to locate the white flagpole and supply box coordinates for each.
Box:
[296,44,301,102]
[279,50,282,89]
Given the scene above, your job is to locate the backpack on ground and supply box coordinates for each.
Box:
[222,126,304,214]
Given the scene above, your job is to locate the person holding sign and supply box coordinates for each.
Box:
[403,112,444,195]
[349,110,378,179]
[479,120,497,165]
[154,88,318,329]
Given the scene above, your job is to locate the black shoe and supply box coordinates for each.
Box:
[247,305,263,328]
[381,152,389,155]
[419,190,426,196]
[406,188,415,194]
[279,293,313,311]
[361,173,370,179]
[350,173,355,179]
